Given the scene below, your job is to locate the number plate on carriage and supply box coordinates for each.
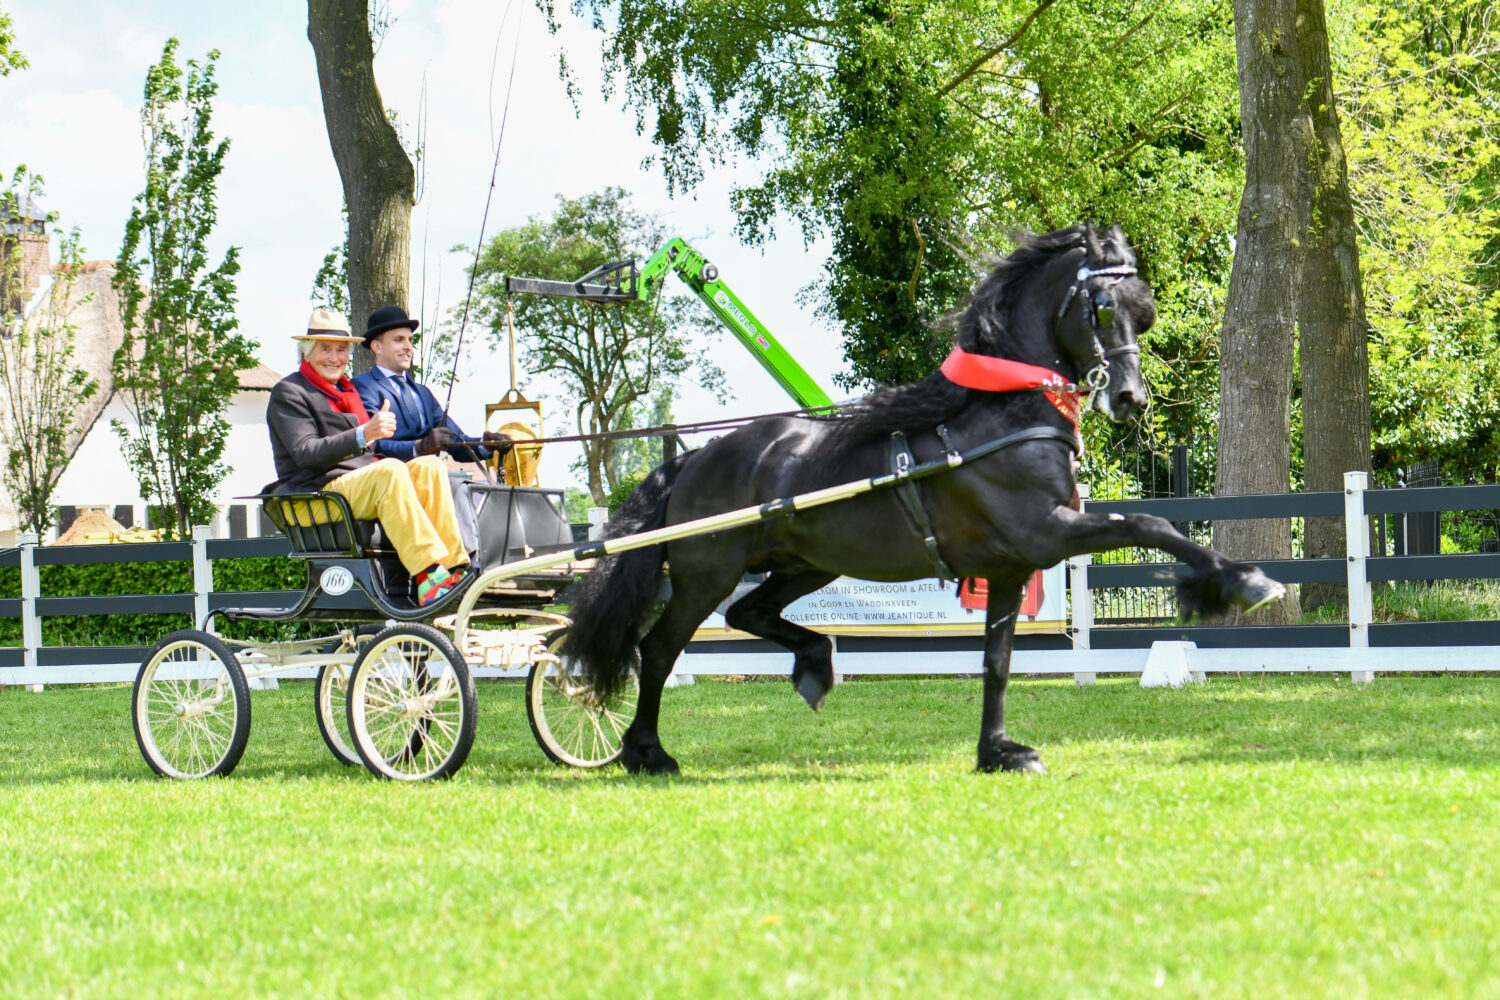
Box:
[319,566,354,595]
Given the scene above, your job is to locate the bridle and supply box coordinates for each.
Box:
[1054,259,1140,411]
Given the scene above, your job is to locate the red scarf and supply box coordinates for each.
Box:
[299,360,369,422]
[939,346,1081,427]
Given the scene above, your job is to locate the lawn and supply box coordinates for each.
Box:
[2,674,1498,999]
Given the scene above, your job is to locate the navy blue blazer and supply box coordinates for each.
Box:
[351,367,490,463]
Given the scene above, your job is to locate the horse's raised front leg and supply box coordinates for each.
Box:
[1033,507,1284,618]
[975,576,1046,774]
[724,569,839,711]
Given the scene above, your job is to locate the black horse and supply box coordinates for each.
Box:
[566,223,1283,775]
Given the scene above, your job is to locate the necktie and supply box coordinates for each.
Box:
[401,375,421,417]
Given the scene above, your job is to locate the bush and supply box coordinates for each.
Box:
[0,552,316,647]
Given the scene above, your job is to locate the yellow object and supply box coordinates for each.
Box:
[82,528,163,544]
[494,420,542,487]
[294,456,468,574]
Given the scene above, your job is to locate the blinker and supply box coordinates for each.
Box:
[1091,290,1115,331]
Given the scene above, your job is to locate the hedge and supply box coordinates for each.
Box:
[0,555,315,646]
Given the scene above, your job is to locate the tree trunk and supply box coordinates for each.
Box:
[1214,0,1316,625]
[307,0,413,373]
[1296,0,1372,612]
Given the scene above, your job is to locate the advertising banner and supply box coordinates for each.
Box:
[697,563,1066,637]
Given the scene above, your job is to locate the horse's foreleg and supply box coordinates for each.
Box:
[724,569,839,710]
[1036,508,1284,617]
[976,577,1046,774]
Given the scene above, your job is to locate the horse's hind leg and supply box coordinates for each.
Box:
[724,569,839,711]
[622,563,743,776]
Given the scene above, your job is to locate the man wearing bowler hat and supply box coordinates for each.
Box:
[352,305,511,464]
[353,304,511,557]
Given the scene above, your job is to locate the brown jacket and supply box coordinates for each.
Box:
[265,371,374,493]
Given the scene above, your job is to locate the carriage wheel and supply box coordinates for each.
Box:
[346,623,476,781]
[526,631,638,768]
[313,662,360,767]
[132,629,251,779]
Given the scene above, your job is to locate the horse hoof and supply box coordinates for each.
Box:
[977,742,1047,774]
[623,741,680,776]
[795,672,831,712]
[1234,570,1286,614]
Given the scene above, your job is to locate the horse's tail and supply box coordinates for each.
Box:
[564,452,694,698]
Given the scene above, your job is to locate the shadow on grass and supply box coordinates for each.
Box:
[5,675,1499,787]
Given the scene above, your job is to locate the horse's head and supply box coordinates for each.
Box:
[1060,223,1153,422]
[959,222,1155,423]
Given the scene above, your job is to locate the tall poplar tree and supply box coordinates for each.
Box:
[112,39,254,538]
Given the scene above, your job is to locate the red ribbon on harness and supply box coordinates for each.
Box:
[939,346,1081,427]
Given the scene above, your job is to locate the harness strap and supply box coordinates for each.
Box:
[889,430,958,585]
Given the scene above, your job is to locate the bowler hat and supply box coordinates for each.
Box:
[363,305,420,347]
[293,307,361,343]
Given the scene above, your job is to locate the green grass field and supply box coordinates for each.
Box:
[3,673,1499,999]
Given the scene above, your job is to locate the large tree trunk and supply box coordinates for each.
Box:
[307,0,413,373]
[1214,0,1316,625]
[1296,0,1372,612]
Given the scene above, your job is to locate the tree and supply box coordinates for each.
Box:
[0,169,97,534]
[0,5,26,76]
[467,189,727,504]
[307,0,414,370]
[548,0,1242,413]
[1338,0,1500,481]
[1212,0,1315,624]
[1296,0,1372,610]
[112,39,255,538]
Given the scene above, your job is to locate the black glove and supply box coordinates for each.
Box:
[416,426,453,456]
[482,430,514,456]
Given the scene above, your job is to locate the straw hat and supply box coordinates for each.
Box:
[293,307,362,342]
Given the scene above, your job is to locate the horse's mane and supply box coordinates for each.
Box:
[828,225,1093,440]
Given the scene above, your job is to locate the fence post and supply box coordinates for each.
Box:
[192,524,213,631]
[19,532,42,691]
[1344,471,1374,684]
[1070,484,1095,686]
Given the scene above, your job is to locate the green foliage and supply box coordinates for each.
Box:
[605,472,644,513]
[554,0,1241,413]
[310,206,350,317]
[1333,0,1500,483]
[111,39,255,539]
[0,5,26,75]
[467,188,728,504]
[0,168,99,534]
[0,553,307,647]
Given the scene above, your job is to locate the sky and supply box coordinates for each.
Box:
[0,0,846,491]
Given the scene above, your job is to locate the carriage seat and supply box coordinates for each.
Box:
[257,492,392,558]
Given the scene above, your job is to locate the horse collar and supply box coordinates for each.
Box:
[939,346,1081,427]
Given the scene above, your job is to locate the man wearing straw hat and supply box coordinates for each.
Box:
[265,308,469,606]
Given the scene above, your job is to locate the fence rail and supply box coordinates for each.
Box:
[5,473,1500,687]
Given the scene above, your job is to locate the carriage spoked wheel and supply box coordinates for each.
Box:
[526,631,639,768]
[132,629,251,779]
[313,662,359,767]
[346,623,477,781]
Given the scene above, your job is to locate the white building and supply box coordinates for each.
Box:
[50,358,282,539]
[0,239,283,544]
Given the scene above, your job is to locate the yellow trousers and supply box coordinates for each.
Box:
[324,457,468,575]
